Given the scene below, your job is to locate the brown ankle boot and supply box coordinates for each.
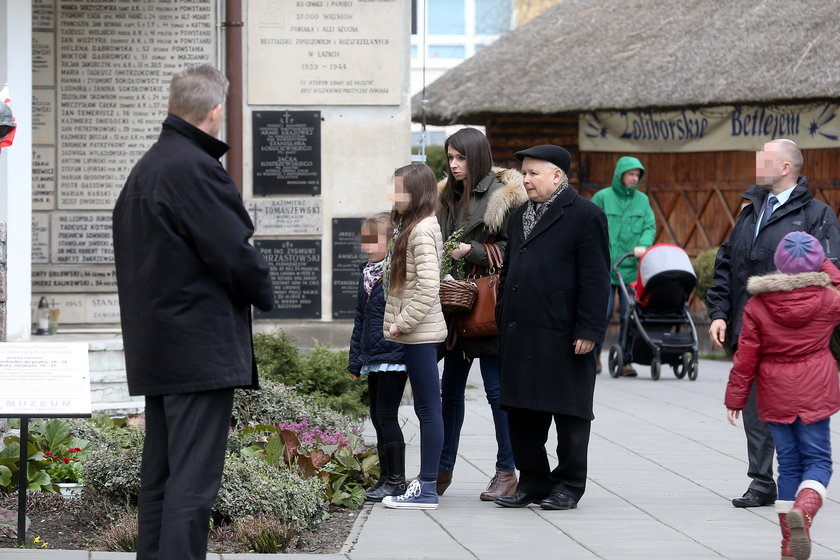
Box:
[788,483,825,560]
[479,469,518,501]
[436,469,453,495]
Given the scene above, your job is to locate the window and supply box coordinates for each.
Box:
[475,0,512,35]
[428,0,466,35]
[429,45,466,59]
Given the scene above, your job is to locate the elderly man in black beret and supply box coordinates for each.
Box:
[494,145,610,510]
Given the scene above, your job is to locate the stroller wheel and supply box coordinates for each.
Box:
[608,345,623,378]
[687,355,699,381]
[673,354,689,379]
[650,359,661,381]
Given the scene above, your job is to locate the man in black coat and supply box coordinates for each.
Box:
[707,138,840,508]
[494,145,610,510]
[113,65,274,559]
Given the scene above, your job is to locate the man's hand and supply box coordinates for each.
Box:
[633,246,647,258]
[709,318,727,349]
[727,408,740,426]
[574,339,595,355]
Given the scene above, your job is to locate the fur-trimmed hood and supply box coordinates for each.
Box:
[747,271,831,295]
[438,167,526,234]
[747,271,833,328]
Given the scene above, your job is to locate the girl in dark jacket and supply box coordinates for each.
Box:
[437,128,527,500]
[726,231,840,560]
[348,212,408,502]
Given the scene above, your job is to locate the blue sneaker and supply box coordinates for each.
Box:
[382,479,439,510]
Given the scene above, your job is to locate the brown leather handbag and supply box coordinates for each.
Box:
[457,243,503,339]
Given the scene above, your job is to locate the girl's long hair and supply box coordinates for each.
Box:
[439,128,494,223]
[389,163,438,293]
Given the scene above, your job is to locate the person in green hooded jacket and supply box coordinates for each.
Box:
[591,156,656,376]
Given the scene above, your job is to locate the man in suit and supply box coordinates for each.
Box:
[113,65,274,559]
[707,138,840,508]
[494,145,611,510]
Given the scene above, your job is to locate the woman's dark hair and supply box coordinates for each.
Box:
[389,163,438,293]
[439,128,494,222]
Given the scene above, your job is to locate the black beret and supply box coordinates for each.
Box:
[514,145,571,175]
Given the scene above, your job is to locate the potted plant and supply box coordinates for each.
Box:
[44,447,84,496]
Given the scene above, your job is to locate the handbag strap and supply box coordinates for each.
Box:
[484,243,503,272]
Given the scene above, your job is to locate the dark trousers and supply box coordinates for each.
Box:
[368,370,408,446]
[136,388,235,560]
[507,407,591,502]
[403,343,443,482]
[743,384,777,496]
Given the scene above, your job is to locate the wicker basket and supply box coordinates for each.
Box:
[439,280,478,314]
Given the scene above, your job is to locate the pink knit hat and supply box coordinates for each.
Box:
[774,231,824,274]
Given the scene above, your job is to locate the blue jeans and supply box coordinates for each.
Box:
[440,350,514,472]
[768,417,833,501]
[403,343,444,482]
[606,284,628,346]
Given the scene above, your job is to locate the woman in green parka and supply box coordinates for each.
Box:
[591,156,656,376]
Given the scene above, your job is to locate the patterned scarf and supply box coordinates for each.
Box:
[363,259,385,294]
[522,176,569,239]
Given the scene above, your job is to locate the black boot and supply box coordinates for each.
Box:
[365,444,386,499]
[365,442,406,502]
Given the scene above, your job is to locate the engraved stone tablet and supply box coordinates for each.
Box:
[248,0,402,105]
[33,146,56,210]
[33,32,55,87]
[51,212,113,264]
[247,197,323,236]
[32,213,50,264]
[32,88,56,145]
[253,111,321,195]
[33,0,55,29]
[32,265,117,293]
[255,239,321,319]
[332,218,364,319]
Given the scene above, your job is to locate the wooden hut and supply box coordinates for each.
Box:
[413,0,840,255]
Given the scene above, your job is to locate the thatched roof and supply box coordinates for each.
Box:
[414,0,840,125]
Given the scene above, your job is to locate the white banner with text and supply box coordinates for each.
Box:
[579,103,840,153]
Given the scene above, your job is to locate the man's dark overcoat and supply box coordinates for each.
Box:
[707,177,840,345]
[113,115,274,396]
[496,187,610,419]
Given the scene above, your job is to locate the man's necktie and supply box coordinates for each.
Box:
[758,194,778,231]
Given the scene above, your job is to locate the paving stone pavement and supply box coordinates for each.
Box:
[2,355,839,559]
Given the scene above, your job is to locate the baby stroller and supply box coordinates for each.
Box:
[608,244,699,381]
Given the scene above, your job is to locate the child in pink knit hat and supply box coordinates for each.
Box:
[725,231,840,560]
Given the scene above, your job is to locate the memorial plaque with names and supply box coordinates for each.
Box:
[255,239,321,319]
[33,146,56,210]
[248,0,402,105]
[332,218,364,319]
[33,0,55,30]
[32,213,49,264]
[247,197,323,236]
[57,0,215,210]
[33,32,55,87]
[253,111,321,196]
[32,88,55,145]
[51,212,113,264]
[32,265,117,293]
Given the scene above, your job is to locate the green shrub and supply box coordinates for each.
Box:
[692,247,719,305]
[214,453,328,529]
[234,514,296,553]
[81,439,143,505]
[254,331,301,381]
[232,380,362,436]
[253,330,369,418]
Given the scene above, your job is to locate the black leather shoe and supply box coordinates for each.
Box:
[540,492,578,510]
[495,490,545,508]
[732,489,776,508]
